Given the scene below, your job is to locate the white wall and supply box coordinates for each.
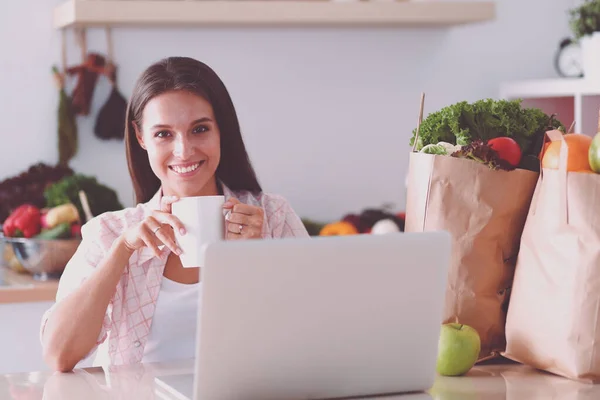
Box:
[0,0,579,222]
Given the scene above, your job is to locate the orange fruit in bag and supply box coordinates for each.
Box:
[541,133,593,172]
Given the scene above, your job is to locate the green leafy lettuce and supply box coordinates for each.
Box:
[44,174,123,219]
[409,99,564,157]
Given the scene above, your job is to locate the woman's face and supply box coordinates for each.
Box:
[136,90,221,198]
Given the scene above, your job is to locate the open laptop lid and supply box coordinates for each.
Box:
[193,232,450,400]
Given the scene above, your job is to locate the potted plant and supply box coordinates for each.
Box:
[570,0,600,81]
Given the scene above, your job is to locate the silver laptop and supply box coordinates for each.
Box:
[155,231,450,400]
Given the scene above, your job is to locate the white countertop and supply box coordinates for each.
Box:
[1,358,600,399]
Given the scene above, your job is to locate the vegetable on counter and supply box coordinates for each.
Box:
[317,208,405,237]
[2,204,41,238]
[45,203,80,228]
[44,174,123,220]
[0,163,73,224]
[71,222,82,238]
[35,222,72,240]
[320,221,359,236]
[33,203,82,240]
[2,203,82,240]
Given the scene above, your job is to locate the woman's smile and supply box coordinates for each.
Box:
[168,160,205,177]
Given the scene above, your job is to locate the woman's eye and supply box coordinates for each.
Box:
[155,131,171,138]
[193,125,209,134]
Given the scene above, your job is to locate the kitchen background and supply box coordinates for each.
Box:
[0,0,587,376]
[0,0,580,223]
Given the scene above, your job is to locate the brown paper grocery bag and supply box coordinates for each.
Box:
[405,151,539,360]
[504,130,600,383]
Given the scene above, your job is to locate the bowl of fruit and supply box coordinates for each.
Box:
[0,168,124,280]
[1,203,82,281]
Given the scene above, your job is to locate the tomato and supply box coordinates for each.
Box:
[487,137,522,167]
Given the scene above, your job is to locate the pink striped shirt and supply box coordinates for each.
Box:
[40,184,309,366]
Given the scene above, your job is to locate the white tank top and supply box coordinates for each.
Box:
[141,276,201,364]
[89,276,201,367]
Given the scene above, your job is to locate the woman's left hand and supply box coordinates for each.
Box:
[223,198,264,240]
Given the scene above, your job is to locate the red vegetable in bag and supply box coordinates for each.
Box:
[487,137,522,167]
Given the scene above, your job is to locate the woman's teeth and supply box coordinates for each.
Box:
[171,163,201,174]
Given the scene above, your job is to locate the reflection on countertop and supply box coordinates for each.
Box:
[0,267,58,304]
[0,358,599,400]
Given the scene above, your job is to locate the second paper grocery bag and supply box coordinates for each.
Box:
[504,129,600,382]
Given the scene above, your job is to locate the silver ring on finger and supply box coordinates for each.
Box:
[238,224,243,234]
[153,225,163,235]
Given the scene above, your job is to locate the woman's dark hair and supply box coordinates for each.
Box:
[125,56,262,204]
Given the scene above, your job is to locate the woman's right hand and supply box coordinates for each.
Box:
[121,195,186,258]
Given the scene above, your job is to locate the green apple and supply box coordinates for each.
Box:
[589,132,600,173]
[436,323,480,376]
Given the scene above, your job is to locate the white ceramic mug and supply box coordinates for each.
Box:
[171,195,225,268]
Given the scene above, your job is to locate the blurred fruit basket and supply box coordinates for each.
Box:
[0,233,81,281]
[0,165,124,281]
[1,239,27,274]
[302,206,405,237]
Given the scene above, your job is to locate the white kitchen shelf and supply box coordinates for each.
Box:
[53,0,496,29]
[500,78,600,136]
[500,78,600,99]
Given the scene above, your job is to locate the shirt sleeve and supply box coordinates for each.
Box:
[262,194,310,239]
[39,216,117,355]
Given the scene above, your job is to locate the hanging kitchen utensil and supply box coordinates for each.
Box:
[94,27,127,141]
[53,29,78,167]
[66,28,106,116]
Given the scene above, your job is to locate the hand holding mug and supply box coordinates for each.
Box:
[223,198,264,240]
[122,195,185,258]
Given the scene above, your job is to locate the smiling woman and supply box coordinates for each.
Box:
[38,57,309,371]
[134,91,223,198]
